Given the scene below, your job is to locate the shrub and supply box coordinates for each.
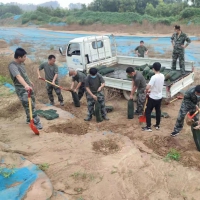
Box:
[30,14,37,20]
[49,17,62,23]
[0,13,14,19]
[22,18,30,24]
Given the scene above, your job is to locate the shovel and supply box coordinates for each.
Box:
[165,95,183,105]
[39,77,71,92]
[139,95,148,123]
[187,109,200,120]
[28,89,39,135]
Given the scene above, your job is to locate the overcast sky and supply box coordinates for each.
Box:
[0,0,93,8]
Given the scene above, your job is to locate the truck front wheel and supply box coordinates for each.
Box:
[122,90,137,101]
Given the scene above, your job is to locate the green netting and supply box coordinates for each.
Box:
[98,67,115,75]
[151,112,169,118]
[95,101,103,122]
[96,65,107,71]
[35,109,59,120]
[127,99,134,119]
[71,91,80,107]
[191,123,200,151]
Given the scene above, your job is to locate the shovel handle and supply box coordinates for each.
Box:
[190,110,200,119]
[39,77,71,91]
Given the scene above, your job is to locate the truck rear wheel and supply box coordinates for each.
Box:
[123,90,137,101]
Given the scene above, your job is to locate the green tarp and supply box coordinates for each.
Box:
[35,109,59,120]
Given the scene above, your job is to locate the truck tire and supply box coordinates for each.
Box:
[123,90,137,101]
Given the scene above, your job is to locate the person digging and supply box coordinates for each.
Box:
[171,85,200,137]
[37,55,64,106]
[8,47,42,130]
[84,67,109,121]
[69,69,86,100]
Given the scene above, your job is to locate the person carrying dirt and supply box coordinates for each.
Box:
[84,67,109,121]
[8,48,43,129]
[126,67,146,116]
[142,62,164,132]
[69,69,86,100]
[171,25,191,75]
[135,41,148,58]
[171,85,200,137]
[37,55,64,106]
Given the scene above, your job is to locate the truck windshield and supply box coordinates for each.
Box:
[67,43,80,56]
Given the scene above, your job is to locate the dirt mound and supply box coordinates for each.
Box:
[93,138,120,155]
[47,120,89,135]
[0,40,8,48]
[0,97,22,119]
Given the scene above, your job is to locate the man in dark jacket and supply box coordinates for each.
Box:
[171,85,200,137]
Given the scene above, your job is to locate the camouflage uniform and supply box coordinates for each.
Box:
[135,46,148,57]
[136,89,146,114]
[78,83,85,100]
[39,62,63,104]
[8,61,41,124]
[86,91,107,118]
[173,87,200,133]
[46,83,63,103]
[171,32,191,74]
[85,73,107,119]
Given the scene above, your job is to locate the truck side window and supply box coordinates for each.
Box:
[92,41,103,49]
[67,43,80,56]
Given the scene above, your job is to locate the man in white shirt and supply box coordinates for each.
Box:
[142,62,165,132]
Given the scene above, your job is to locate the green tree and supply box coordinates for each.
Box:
[145,3,156,16]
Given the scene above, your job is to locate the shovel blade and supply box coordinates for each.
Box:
[30,120,39,135]
[139,115,146,123]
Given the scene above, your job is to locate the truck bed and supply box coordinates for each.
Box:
[103,64,191,87]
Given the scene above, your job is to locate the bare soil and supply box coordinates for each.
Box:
[1,40,200,200]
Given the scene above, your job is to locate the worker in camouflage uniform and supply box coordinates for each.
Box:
[135,41,148,58]
[126,67,146,115]
[171,85,200,137]
[69,69,86,100]
[84,67,109,121]
[171,25,191,75]
[37,55,64,106]
[8,48,42,129]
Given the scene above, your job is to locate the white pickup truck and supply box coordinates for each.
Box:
[59,35,194,100]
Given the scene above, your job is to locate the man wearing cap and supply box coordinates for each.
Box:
[171,85,200,137]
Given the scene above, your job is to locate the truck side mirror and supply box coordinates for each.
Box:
[59,47,63,55]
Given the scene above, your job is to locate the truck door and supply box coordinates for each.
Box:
[66,43,83,71]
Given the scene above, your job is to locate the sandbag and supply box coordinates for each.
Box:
[161,69,170,76]
[95,101,103,122]
[96,65,107,71]
[71,91,80,107]
[142,66,150,79]
[135,64,148,71]
[127,99,134,119]
[106,106,113,113]
[98,68,115,75]
[191,123,200,151]
[164,70,176,81]
[170,71,182,81]
[147,70,155,80]
[160,66,166,72]
[151,112,169,118]
[35,109,59,120]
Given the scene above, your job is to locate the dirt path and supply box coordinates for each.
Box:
[1,86,200,200]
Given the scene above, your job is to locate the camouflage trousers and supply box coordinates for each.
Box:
[174,101,199,133]
[86,92,107,118]
[171,51,185,74]
[78,83,85,100]
[136,91,146,114]
[46,83,63,103]
[15,86,40,123]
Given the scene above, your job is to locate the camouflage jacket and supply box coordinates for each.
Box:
[171,31,191,52]
[183,87,200,107]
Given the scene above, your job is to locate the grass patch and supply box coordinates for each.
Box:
[0,75,13,85]
[164,148,180,162]
[37,163,49,171]
[70,171,95,181]
[0,165,16,178]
